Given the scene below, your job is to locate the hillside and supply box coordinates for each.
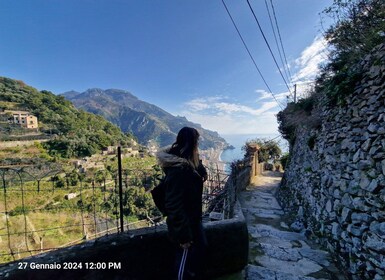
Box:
[0,77,136,159]
[61,88,228,150]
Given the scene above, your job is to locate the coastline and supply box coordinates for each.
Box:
[200,148,226,173]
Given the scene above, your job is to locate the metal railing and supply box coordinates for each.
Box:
[203,158,251,220]
[0,154,242,264]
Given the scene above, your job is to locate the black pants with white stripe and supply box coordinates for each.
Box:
[174,224,207,280]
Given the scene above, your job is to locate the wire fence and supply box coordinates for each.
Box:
[204,159,251,220]
[0,165,160,263]
[0,153,240,264]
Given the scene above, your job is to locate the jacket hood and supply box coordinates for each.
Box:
[156,146,191,169]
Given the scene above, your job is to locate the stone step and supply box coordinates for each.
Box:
[246,264,328,280]
[248,224,307,241]
[255,242,331,266]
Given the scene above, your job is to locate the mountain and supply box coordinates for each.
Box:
[61,88,228,150]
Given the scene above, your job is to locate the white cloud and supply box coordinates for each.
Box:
[181,109,279,135]
[253,101,279,115]
[185,96,223,111]
[291,36,329,83]
[186,97,279,117]
[175,36,329,136]
[255,89,272,101]
[177,96,281,135]
[255,89,289,105]
[185,98,210,111]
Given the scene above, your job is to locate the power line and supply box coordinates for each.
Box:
[221,0,284,110]
[264,0,291,86]
[246,0,292,96]
[270,0,293,86]
[265,134,282,143]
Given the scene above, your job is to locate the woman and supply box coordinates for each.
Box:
[156,127,208,280]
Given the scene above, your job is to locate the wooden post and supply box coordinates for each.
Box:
[118,147,124,233]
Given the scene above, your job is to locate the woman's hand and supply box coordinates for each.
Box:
[202,174,208,182]
[180,241,192,249]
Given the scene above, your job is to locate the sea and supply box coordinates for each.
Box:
[220,134,288,173]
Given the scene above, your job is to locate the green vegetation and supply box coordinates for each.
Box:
[304,167,312,173]
[277,96,320,145]
[317,0,385,106]
[0,154,162,263]
[243,138,282,163]
[277,0,384,144]
[20,141,54,161]
[0,77,163,262]
[0,77,135,158]
[280,153,290,170]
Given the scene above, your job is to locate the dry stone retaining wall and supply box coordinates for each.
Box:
[0,139,48,148]
[278,44,385,280]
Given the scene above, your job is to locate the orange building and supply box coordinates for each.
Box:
[4,110,39,129]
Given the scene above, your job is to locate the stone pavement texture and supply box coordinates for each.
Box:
[239,172,343,280]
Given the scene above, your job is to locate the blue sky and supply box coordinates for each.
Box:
[0,0,332,136]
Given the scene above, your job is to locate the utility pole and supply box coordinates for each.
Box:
[294,84,297,103]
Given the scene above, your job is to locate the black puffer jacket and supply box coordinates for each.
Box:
[157,148,207,244]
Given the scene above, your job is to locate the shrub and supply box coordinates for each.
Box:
[9,206,29,216]
[280,153,290,170]
[277,94,320,145]
[318,0,385,106]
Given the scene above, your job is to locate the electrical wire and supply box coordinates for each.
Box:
[264,0,291,86]
[246,0,292,96]
[221,0,284,110]
[270,0,293,86]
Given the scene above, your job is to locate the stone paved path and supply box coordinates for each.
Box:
[239,172,343,280]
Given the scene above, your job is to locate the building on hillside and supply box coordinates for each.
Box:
[101,146,140,157]
[124,147,140,157]
[3,110,39,129]
[102,146,116,155]
[73,156,105,173]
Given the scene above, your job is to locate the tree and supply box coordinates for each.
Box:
[243,138,282,163]
[123,187,156,219]
[323,0,385,65]
[51,175,65,188]
[66,170,79,187]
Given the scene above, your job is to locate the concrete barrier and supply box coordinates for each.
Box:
[0,202,248,280]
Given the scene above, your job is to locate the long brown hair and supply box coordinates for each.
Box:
[169,127,200,168]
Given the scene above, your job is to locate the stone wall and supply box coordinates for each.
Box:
[277,44,385,280]
[0,139,48,148]
[0,201,248,280]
